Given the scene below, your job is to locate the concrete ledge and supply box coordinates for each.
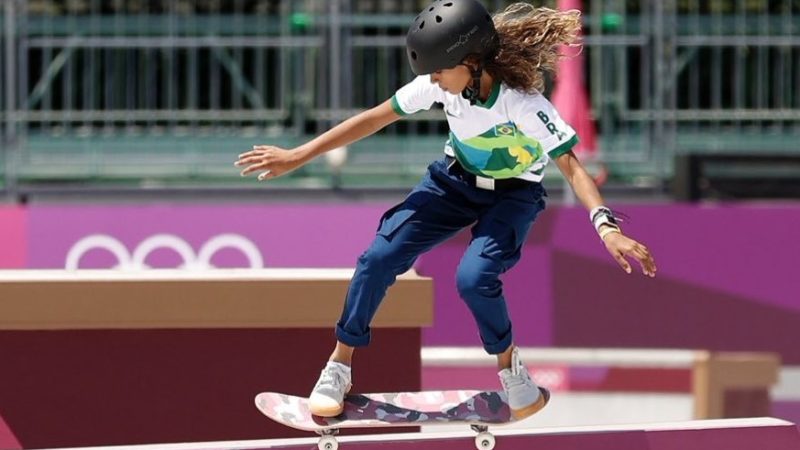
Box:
[0,268,433,329]
[0,269,432,447]
[38,418,800,450]
[423,347,781,420]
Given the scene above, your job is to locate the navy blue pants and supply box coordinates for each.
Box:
[335,157,547,354]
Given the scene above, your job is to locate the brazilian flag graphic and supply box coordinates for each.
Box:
[450,122,544,179]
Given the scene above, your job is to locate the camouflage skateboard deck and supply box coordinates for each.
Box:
[255,389,530,432]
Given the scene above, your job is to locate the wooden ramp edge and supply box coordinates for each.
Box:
[38,418,799,450]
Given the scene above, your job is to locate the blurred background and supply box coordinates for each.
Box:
[2,0,798,196]
[1,1,799,449]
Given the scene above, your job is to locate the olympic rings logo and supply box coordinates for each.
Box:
[65,233,264,270]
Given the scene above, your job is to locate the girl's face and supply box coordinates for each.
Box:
[430,65,472,94]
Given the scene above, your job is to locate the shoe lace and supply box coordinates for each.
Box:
[501,348,532,391]
[316,365,347,391]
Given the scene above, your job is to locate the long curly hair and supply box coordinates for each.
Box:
[480,3,582,93]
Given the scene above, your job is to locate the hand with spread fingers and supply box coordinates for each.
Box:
[235,145,304,181]
[601,230,657,277]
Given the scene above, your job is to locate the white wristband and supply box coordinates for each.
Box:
[590,206,620,232]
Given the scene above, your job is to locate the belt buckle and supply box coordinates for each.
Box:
[475,176,495,191]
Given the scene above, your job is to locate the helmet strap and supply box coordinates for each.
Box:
[461,64,483,105]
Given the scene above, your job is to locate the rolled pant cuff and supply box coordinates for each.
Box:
[483,334,513,355]
[335,325,371,347]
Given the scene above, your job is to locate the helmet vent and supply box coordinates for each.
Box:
[444,2,453,5]
[429,6,435,11]
[419,21,425,29]
[435,15,442,23]
[411,51,418,60]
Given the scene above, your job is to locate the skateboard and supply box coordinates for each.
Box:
[255,388,549,450]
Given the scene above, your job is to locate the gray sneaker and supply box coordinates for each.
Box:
[498,347,550,419]
[308,361,352,417]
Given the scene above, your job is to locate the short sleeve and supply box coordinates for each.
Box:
[390,75,445,116]
[513,94,579,159]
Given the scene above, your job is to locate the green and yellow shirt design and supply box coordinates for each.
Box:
[449,121,544,179]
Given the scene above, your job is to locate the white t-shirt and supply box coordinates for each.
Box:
[391,75,578,182]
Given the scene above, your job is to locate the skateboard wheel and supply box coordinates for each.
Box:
[474,432,495,450]
[318,435,338,450]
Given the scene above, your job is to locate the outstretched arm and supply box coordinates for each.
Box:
[235,99,401,180]
[554,151,657,277]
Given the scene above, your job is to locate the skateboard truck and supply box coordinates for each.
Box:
[315,428,339,450]
[315,425,496,450]
[471,424,496,450]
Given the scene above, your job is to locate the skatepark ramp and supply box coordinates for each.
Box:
[41,418,799,450]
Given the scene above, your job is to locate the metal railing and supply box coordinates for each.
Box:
[1,0,799,196]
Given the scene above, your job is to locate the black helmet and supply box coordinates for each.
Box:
[406,0,498,76]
